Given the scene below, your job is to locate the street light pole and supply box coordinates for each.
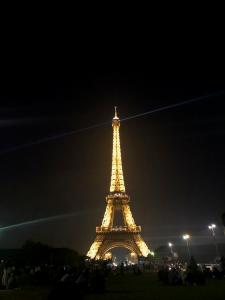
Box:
[208,224,219,262]
[183,235,190,261]
[168,242,173,266]
[186,238,190,261]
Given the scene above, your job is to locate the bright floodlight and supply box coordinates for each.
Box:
[208,224,219,259]
[209,224,216,229]
[183,235,189,239]
[169,243,172,247]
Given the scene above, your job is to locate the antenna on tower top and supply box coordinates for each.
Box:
[115,106,117,118]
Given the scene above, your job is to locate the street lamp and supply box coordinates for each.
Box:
[183,235,190,261]
[168,243,172,253]
[208,224,219,261]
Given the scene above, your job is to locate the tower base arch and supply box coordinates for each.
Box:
[87,230,150,259]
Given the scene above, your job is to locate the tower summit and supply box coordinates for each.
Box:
[87,108,151,259]
[110,106,125,194]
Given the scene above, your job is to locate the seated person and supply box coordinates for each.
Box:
[61,269,73,282]
[90,270,105,293]
[76,269,89,292]
[158,268,164,281]
[168,268,177,285]
[213,267,222,279]
[48,282,83,300]
[6,273,17,290]
[49,271,56,283]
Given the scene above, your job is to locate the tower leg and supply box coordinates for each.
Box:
[87,235,104,259]
[133,234,151,257]
[122,205,136,227]
[101,204,114,227]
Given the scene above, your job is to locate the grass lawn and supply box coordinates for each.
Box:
[0,273,224,300]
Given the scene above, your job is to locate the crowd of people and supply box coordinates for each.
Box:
[1,254,225,298]
[158,256,225,286]
[0,258,21,290]
[49,266,108,299]
[0,257,108,299]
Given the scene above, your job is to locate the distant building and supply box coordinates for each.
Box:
[128,252,138,264]
[103,252,113,260]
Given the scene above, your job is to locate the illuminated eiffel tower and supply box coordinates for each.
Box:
[87,108,151,259]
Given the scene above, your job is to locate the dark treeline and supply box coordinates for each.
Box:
[0,240,78,266]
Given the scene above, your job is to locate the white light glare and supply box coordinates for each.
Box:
[169,243,172,247]
[209,224,216,229]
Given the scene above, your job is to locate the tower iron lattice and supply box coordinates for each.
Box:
[87,107,151,259]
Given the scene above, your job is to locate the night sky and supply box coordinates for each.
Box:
[1,41,225,256]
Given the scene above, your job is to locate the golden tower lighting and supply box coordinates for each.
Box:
[87,107,151,259]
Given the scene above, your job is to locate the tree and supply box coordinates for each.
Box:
[22,239,53,250]
[222,213,225,235]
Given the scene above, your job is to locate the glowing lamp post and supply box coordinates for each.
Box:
[208,224,219,261]
[183,235,190,261]
[168,243,172,253]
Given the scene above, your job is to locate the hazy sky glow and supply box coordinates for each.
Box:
[1,50,225,255]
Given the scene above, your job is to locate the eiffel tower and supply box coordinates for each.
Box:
[87,108,151,259]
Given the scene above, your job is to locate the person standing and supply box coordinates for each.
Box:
[6,273,17,290]
[0,262,3,284]
[6,266,12,279]
[2,268,8,286]
[120,262,124,276]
